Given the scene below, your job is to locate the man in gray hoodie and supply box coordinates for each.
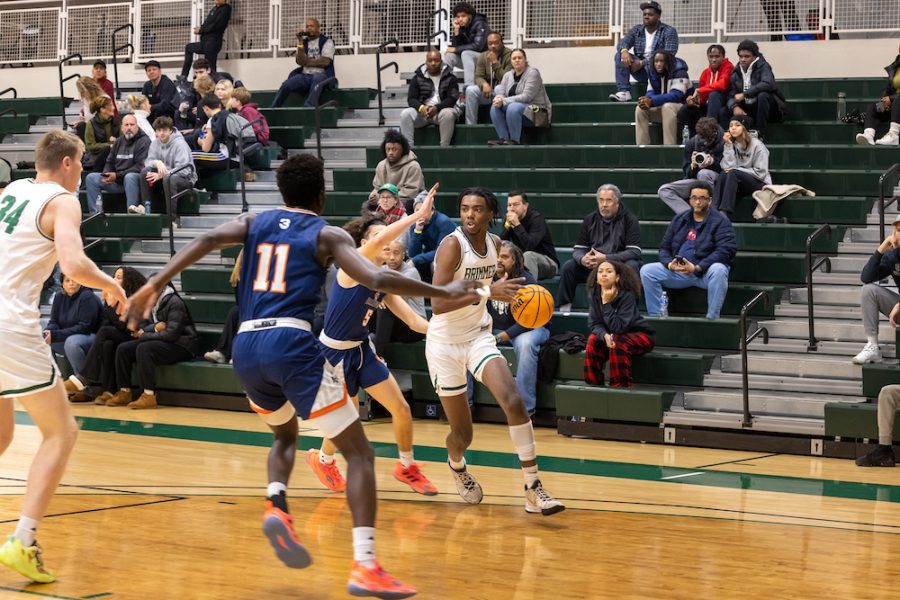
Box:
[84,114,150,213]
[368,129,425,210]
[139,116,197,215]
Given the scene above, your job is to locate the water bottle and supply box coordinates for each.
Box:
[144,200,152,215]
[836,92,847,122]
[95,194,103,215]
[682,125,690,144]
[659,291,669,319]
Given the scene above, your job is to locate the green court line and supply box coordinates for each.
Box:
[16,412,900,506]
[0,585,87,600]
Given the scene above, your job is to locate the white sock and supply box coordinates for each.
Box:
[143,389,154,395]
[522,464,540,487]
[352,526,376,568]
[399,451,414,469]
[320,451,335,465]
[267,481,287,498]
[449,456,466,471]
[867,336,878,347]
[14,516,39,547]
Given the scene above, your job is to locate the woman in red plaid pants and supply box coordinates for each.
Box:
[584,260,655,388]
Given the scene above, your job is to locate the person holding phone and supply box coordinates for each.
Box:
[271,17,337,108]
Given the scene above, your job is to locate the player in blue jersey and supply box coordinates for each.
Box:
[126,155,477,599]
[308,184,437,496]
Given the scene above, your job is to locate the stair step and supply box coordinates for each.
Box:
[757,318,895,343]
[720,352,863,379]
[663,408,825,435]
[789,286,864,305]
[682,389,866,418]
[747,336,897,358]
[774,303,863,319]
[701,371,862,395]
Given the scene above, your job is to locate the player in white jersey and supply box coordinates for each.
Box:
[426,187,564,515]
[0,131,127,583]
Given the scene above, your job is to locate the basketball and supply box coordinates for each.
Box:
[511,284,554,329]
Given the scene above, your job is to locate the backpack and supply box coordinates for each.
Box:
[537,332,587,383]
[224,111,260,157]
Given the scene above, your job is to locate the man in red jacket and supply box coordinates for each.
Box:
[677,44,733,138]
[92,60,118,119]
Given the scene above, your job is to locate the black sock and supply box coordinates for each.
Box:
[269,491,289,513]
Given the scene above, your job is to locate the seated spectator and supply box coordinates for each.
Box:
[489,49,551,146]
[585,260,655,388]
[610,1,679,102]
[84,114,151,214]
[444,2,489,86]
[190,57,232,84]
[109,283,199,409]
[657,116,725,214]
[271,18,337,108]
[231,87,270,146]
[678,44,733,137]
[192,94,232,173]
[500,190,559,279]
[125,94,156,140]
[92,60,118,115]
[852,218,900,365]
[465,32,512,125]
[141,116,197,215]
[204,253,241,364]
[556,184,642,312]
[362,182,407,226]
[855,384,899,467]
[369,129,424,210]
[142,60,177,121]
[177,75,216,136]
[726,39,787,139]
[180,0,231,78]
[72,76,107,136]
[635,50,691,146]
[714,115,771,219]
[856,43,900,146]
[83,97,121,173]
[45,274,101,387]
[372,240,427,356]
[407,190,456,282]
[400,50,460,148]
[640,181,736,320]
[214,79,234,109]
[489,241,549,414]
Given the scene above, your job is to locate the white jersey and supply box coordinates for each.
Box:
[0,179,70,333]
[427,228,498,344]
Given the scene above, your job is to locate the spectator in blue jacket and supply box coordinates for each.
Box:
[852,217,900,365]
[407,190,455,282]
[44,274,102,380]
[611,1,679,102]
[635,51,691,145]
[640,181,736,319]
[444,2,489,86]
[726,39,787,139]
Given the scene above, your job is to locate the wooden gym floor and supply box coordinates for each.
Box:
[0,403,898,599]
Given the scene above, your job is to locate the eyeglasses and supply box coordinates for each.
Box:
[689,195,711,201]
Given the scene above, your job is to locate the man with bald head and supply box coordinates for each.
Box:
[399,49,461,147]
[84,113,151,214]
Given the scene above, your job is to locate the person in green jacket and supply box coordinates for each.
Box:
[83,96,120,173]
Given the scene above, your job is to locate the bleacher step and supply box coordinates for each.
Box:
[702,371,862,396]
[747,336,896,358]
[720,352,863,379]
[789,286,866,305]
[663,408,825,436]
[774,303,866,319]
[758,317,895,343]
[682,389,865,418]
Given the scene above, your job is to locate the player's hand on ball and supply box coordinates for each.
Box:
[490,275,525,303]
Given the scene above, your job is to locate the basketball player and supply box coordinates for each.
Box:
[426,187,565,515]
[126,155,477,598]
[0,130,127,583]
[308,185,439,496]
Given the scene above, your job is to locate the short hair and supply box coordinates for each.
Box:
[35,130,84,171]
[457,186,499,223]
[277,154,325,209]
[192,57,210,71]
[499,241,525,278]
[231,86,251,106]
[305,17,321,27]
[194,74,216,95]
[199,93,222,111]
[706,44,726,56]
[380,129,410,158]
[737,39,760,57]
[486,31,503,41]
[507,190,528,204]
[511,48,527,59]
[689,181,714,197]
[93,60,107,69]
[695,116,719,141]
[452,2,475,17]
[597,183,622,202]
[152,116,174,131]
[90,96,113,114]
[120,113,138,124]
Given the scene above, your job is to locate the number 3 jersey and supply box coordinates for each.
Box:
[0,179,72,333]
[237,209,328,323]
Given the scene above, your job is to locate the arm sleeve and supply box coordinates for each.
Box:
[571,216,593,264]
[588,293,609,337]
[697,220,737,271]
[658,220,677,265]
[700,63,733,94]
[726,73,741,109]
[511,214,548,252]
[145,140,160,168]
[473,54,489,88]
[198,4,231,35]
[661,26,679,54]
[151,78,177,112]
[84,123,108,152]
[600,292,638,335]
[139,298,188,342]
[681,139,695,179]
[616,25,638,52]
[437,74,460,110]
[721,143,737,170]
[407,226,425,260]
[454,18,488,53]
[861,251,890,284]
[398,164,425,200]
[748,143,770,181]
[407,77,422,109]
[649,77,689,106]
[51,296,100,342]
[103,140,118,173]
[604,214,642,264]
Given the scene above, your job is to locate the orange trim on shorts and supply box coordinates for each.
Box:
[308,384,349,419]
[248,399,273,414]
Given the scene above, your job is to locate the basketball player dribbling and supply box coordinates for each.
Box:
[0,131,127,583]
[426,187,564,515]
[126,155,478,598]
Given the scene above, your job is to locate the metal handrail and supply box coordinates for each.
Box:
[313,76,339,159]
[428,30,448,46]
[58,53,83,131]
[805,224,833,351]
[428,8,449,48]
[81,210,108,249]
[739,291,770,428]
[0,88,17,99]
[878,163,900,241]
[0,108,18,118]
[375,39,399,126]
[163,163,195,257]
[83,238,104,252]
[111,24,136,99]
[237,117,263,213]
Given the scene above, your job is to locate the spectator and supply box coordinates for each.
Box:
[634,50,691,146]
[141,60,177,121]
[855,384,899,467]
[92,60,118,115]
[852,218,900,365]
[640,181,736,319]
[141,116,197,215]
[726,39,787,139]
[204,253,241,365]
[181,0,231,78]
[82,97,120,173]
[192,94,231,173]
[678,44,733,137]
[610,0,679,102]
[214,79,234,108]
[271,18,337,108]
[231,87,270,146]
[72,76,107,136]
[363,183,407,226]
[84,114,151,214]
[657,116,725,214]
[190,57,232,84]
[400,50,460,147]
[108,284,199,409]
[368,129,425,210]
[585,260,655,388]
[44,274,102,386]
[444,1,489,86]
[125,94,156,140]
[465,32,512,125]
[407,190,456,282]
[372,240,427,356]
[556,184,642,312]
[488,49,551,146]
[855,43,900,146]
[500,190,559,279]
[714,115,771,219]
[489,241,549,414]
[177,74,216,136]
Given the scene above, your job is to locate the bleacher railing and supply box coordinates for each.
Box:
[0,0,888,67]
[739,291,770,428]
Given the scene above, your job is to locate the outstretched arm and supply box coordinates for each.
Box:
[383,294,428,334]
[359,183,437,262]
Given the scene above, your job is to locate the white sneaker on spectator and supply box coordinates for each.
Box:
[128,204,146,215]
[852,343,882,365]
[875,130,899,146]
[203,350,227,364]
[127,204,138,214]
[608,91,631,102]
[856,129,876,145]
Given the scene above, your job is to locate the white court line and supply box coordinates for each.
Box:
[660,472,705,481]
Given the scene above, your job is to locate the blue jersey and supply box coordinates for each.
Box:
[237,209,327,323]
[323,279,384,343]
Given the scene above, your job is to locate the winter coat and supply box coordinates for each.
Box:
[726,54,788,114]
[407,64,459,111]
[141,75,177,119]
[46,286,102,343]
[407,212,456,267]
[499,206,559,265]
[138,286,199,355]
[646,57,691,106]
[84,113,121,153]
[450,13,489,54]
[571,204,642,266]
[658,208,736,271]
[588,289,654,338]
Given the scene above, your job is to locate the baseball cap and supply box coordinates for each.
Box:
[377,183,399,197]
[640,1,662,13]
[143,60,161,70]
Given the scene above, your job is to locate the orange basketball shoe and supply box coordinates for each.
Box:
[347,560,416,599]
[392,462,438,496]
[262,501,312,569]
[305,448,347,492]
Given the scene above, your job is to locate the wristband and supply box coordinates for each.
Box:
[475,285,491,298]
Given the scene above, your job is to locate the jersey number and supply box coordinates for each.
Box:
[0,195,30,235]
[252,243,290,293]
